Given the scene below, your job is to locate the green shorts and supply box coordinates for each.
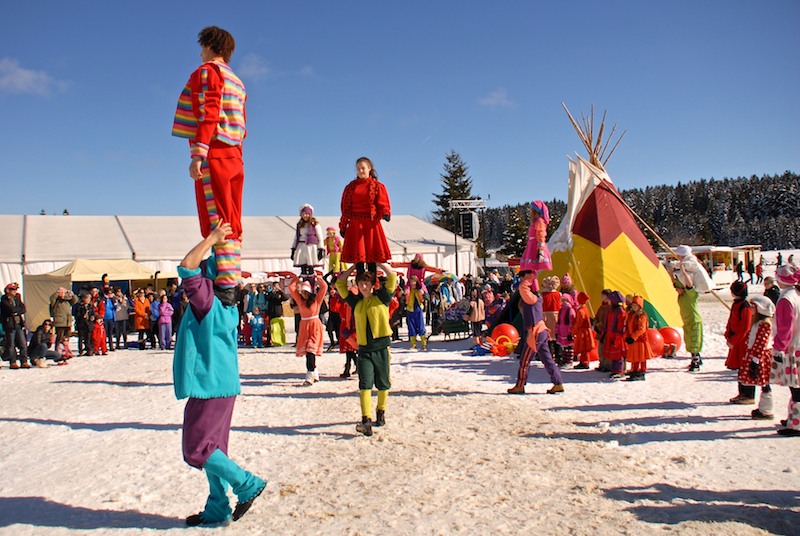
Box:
[358,347,391,391]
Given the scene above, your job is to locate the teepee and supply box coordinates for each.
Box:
[545,105,681,328]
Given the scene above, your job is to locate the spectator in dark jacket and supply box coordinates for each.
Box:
[764,276,781,305]
[2,283,29,369]
[28,318,66,366]
[75,293,95,356]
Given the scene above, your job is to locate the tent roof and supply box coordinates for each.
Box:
[0,214,471,265]
[0,215,24,263]
[27,258,156,282]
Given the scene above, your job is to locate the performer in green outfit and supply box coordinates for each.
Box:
[673,264,704,372]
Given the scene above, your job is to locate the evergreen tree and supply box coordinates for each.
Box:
[500,205,529,258]
[431,150,474,233]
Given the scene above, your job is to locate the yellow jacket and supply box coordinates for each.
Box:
[336,273,397,347]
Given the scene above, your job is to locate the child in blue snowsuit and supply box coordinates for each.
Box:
[250,307,266,348]
[173,223,265,526]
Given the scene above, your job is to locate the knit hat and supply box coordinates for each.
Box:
[300,281,313,294]
[730,280,748,298]
[674,245,692,257]
[577,291,590,305]
[750,296,775,317]
[299,204,314,216]
[561,273,572,287]
[776,264,800,286]
[630,295,644,309]
[326,226,335,233]
[607,291,625,305]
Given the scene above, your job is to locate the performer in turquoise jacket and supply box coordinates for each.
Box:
[173,223,265,526]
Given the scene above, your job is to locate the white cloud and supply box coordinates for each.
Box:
[478,88,515,108]
[236,53,271,81]
[299,66,314,76]
[0,58,67,96]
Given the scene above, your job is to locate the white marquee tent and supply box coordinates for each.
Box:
[0,214,477,293]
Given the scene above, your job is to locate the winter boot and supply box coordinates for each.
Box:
[778,400,800,436]
[421,335,428,351]
[340,364,350,378]
[203,450,266,522]
[356,415,373,436]
[302,371,314,386]
[688,355,702,372]
[375,409,386,427]
[547,384,564,394]
[313,369,320,382]
[507,384,525,394]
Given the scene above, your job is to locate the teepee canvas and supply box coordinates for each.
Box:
[544,106,681,328]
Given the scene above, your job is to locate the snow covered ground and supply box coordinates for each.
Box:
[1,283,799,535]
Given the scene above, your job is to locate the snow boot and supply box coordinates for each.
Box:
[313,369,320,382]
[751,409,774,420]
[302,371,314,386]
[356,416,373,436]
[375,409,386,427]
[778,401,800,436]
[507,385,525,394]
[730,394,756,405]
[688,355,702,372]
[203,450,266,523]
[547,384,564,394]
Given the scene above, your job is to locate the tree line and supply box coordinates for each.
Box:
[430,151,798,255]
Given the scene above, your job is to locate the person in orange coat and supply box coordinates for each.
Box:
[624,295,654,381]
[288,275,328,386]
[571,292,596,369]
[133,289,150,350]
[725,281,755,404]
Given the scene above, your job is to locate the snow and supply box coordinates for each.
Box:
[2,272,799,535]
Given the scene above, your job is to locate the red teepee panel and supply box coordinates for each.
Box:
[572,182,660,266]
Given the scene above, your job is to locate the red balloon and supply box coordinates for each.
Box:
[491,323,520,344]
[659,326,682,347]
[647,328,665,356]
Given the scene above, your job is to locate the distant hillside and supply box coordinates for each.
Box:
[480,171,799,254]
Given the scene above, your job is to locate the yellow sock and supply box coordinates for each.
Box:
[360,390,372,417]
[377,390,388,411]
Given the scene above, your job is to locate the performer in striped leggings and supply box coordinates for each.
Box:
[173,26,246,293]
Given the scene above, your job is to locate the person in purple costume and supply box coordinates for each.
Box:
[174,222,266,526]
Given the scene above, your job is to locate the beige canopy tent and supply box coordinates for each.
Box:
[23,259,166,330]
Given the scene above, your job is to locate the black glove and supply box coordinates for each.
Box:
[625,337,634,344]
[340,229,345,238]
[290,248,296,260]
[317,249,324,261]
[748,360,760,380]
[383,214,391,222]
[567,335,573,342]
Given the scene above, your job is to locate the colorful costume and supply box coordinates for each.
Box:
[509,273,563,394]
[770,266,800,435]
[555,294,576,366]
[520,200,552,278]
[249,314,265,348]
[324,228,346,274]
[339,176,392,264]
[740,310,774,417]
[406,280,427,349]
[571,292,596,367]
[336,272,397,435]
[292,205,324,280]
[625,296,654,379]
[288,276,328,384]
[675,278,704,368]
[603,296,627,374]
[173,258,265,525]
[725,282,752,370]
[173,60,247,289]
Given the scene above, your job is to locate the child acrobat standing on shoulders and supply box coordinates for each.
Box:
[336,263,397,436]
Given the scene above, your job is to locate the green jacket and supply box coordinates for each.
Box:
[50,291,78,328]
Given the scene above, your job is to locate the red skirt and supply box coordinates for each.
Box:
[341,219,391,263]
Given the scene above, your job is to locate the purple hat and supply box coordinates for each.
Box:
[299,204,314,216]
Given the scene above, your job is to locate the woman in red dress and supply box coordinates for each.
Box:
[339,157,391,275]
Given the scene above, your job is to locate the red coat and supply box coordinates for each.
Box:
[571,304,596,354]
[339,177,392,263]
[725,299,752,370]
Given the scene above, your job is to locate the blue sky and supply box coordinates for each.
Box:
[2,1,798,220]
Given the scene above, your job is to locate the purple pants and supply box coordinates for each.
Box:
[183,396,236,469]
[515,330,563,387]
